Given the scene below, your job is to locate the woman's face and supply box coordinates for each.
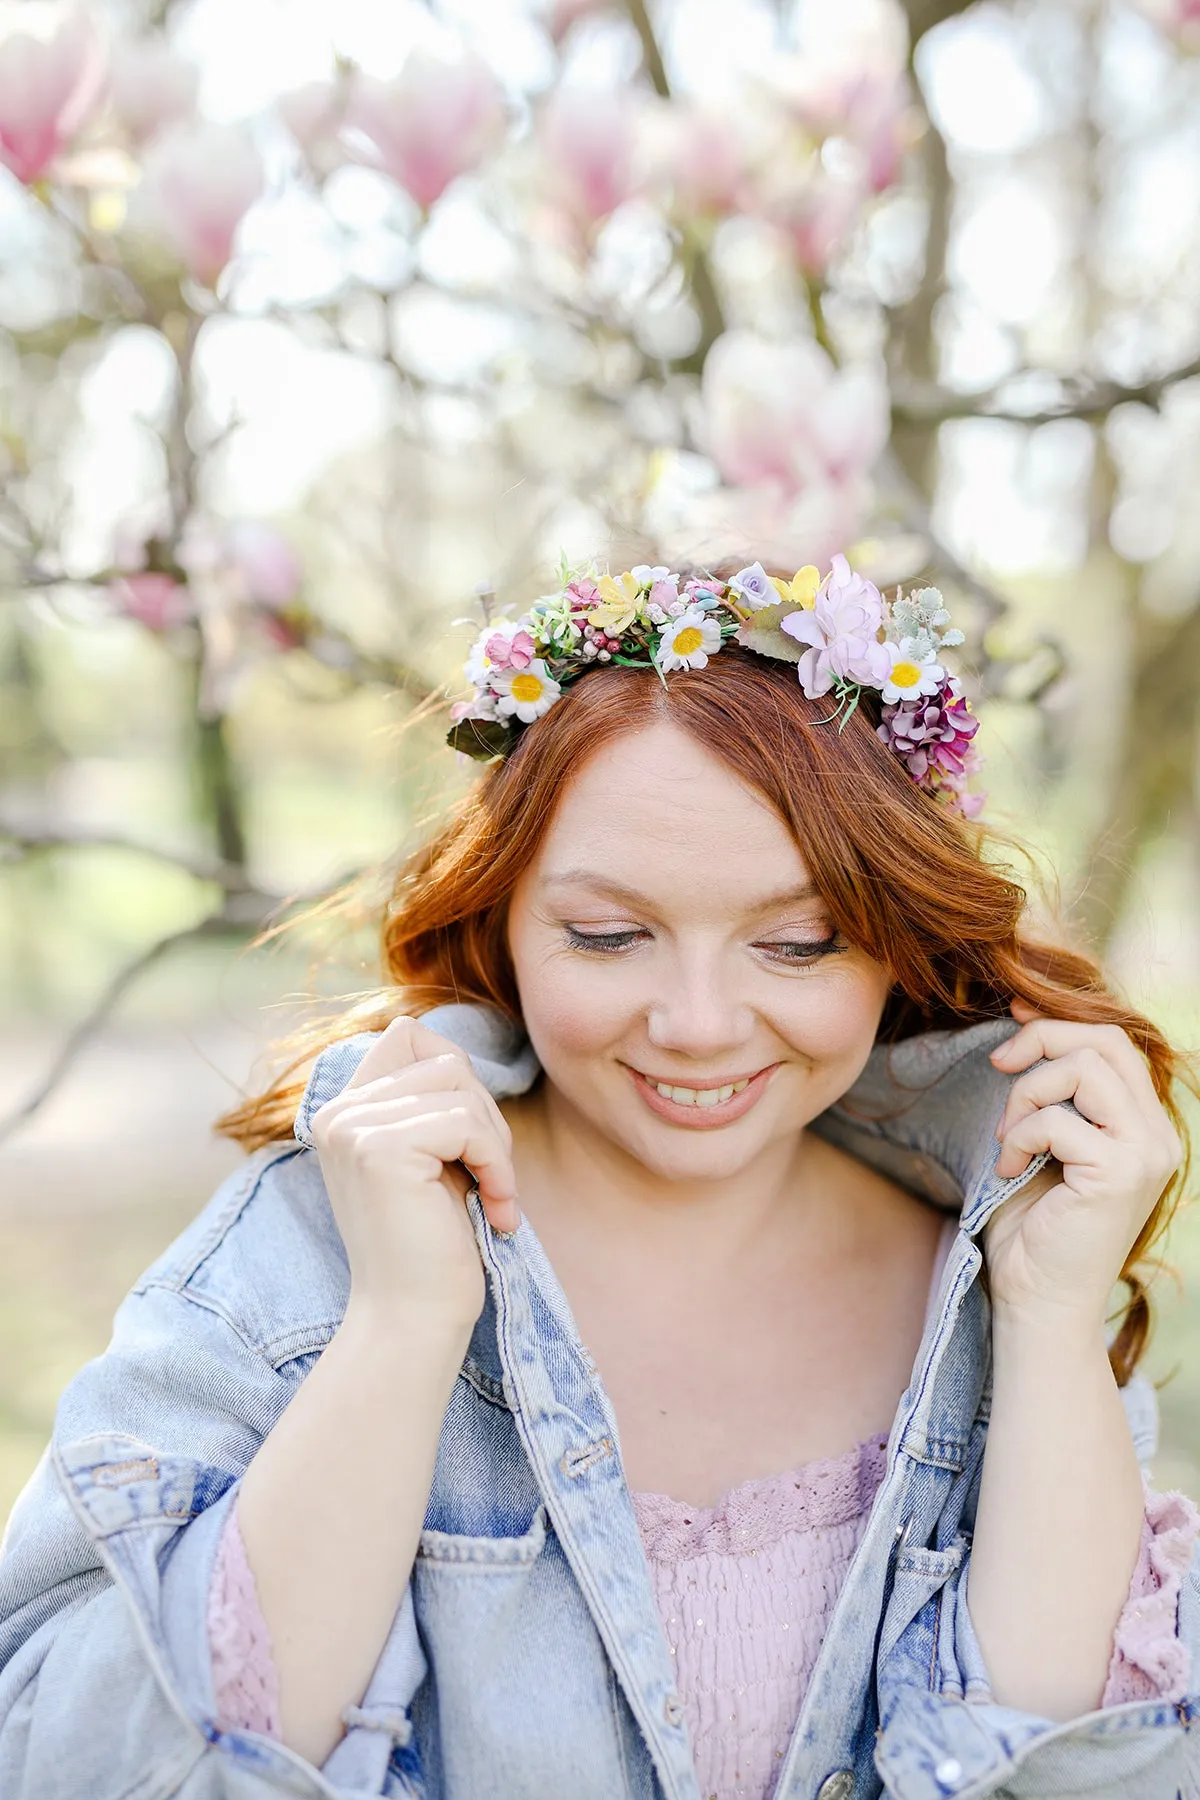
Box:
[506,718,893,1184]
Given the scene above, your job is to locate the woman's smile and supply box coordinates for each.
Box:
[625,1060,778,1127]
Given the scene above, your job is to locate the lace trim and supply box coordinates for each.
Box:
[208,1500,281,1738]
[1103,1473,1200,1706]
[631,1431,890,1561]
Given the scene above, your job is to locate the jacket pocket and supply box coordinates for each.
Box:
[415,1504,548,1569]
[878,1537,967,1670]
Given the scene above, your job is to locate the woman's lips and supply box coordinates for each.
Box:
[626,1063,777,1128]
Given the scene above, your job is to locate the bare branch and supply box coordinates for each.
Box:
[0,911,243,1147]
[891,354,1200,427]
[625,0,671,99]
[0,821,256,890]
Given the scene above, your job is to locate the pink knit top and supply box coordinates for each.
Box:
[208,1215,1200,1798]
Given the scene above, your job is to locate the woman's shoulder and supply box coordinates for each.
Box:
[129,1141,350,1370]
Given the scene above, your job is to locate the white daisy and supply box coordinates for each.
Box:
[879,639,945,704]
[654,608,724,672]
[492,658,562,723]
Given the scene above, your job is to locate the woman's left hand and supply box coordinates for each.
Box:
[982,999,1181,1325]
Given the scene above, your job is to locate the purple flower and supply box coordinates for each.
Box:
[878,677,982,802]
[727,561,774,609]
[780,553,888,697]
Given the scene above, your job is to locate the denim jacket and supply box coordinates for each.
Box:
[0,1003,1196,1800]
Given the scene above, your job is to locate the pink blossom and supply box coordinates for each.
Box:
[1132,0,1200,50]
[649,101,753,221]
[700,331,889,499]
[545,0,610,43]
[110,572,192,632]
[566,577,600,612]
[0,9,106,186]
[108,37,197,145]
[224,522,302,609]
[140,121,264,285]
[347,52,507,211]
[484,628,535,671]
[780,554,888,698]
[751,166,864,278]
[278,79,351,179]
[537,89,641,226]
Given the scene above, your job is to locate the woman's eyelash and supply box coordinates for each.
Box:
[561,926,847,962]
[562,925,645,953]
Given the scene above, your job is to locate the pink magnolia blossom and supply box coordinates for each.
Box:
[1133,0,1200,49]
[537,88,641,226]
[780,554,889,698]
[110,572,192,632]
[750,163,865,278]
[108,37,197,145]
[648,100,754,221]
[348,52,507,211]
[0,9,106,186]
[545,0,610,43]
[139,121,264,285]
[224,521,302,609]
[278,79,351,179]
[700,330,889,497]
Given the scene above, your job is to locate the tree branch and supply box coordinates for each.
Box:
[0,821,257,889]
[0,910,247,1147]
[891,353,1200,427]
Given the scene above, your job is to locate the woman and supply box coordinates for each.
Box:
[0,554,1196,1800]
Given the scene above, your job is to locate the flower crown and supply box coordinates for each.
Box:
[448,553,984,817]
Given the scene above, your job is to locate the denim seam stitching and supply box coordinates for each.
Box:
[458,1361,509,1409]
[130,1144,301,1295]
[131,1279,282,1366]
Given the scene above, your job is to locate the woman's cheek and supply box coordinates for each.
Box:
[519,958,634,1062]
[771,967,889,1070]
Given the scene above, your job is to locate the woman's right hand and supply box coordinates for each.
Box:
[309,1016,518,1332]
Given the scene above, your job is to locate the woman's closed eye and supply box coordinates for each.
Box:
[561,924,849,965]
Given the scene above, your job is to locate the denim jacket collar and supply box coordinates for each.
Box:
[291,1001,1048,1244]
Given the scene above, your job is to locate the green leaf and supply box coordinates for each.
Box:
[446,717,513,761]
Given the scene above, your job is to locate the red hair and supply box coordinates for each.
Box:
[215,645,1194,1386]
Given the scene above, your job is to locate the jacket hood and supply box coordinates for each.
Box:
[292,1001,1048,1232]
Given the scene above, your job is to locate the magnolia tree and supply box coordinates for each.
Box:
[2,0,1200,1134]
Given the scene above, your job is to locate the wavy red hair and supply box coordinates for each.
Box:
[215,644,1195,1386]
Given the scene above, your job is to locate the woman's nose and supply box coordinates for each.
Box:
[645,960,754,1058]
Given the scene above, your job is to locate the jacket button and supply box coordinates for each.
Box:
[815,1772,854,1800]
[935,1758,963,1787]
[663,1693,684,1725]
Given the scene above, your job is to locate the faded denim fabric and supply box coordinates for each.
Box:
[0,1002,1195,1800]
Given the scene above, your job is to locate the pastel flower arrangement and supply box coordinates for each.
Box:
[448,553,983,817]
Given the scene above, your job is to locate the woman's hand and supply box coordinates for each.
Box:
[982,999,1181,1326]
[310,1015,519,1333]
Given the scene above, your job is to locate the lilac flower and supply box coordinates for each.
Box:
[876,677,981,782]
[727,561,774,609]
[779,553,888,697]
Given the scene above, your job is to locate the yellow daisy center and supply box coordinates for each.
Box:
[673,626,704,656]
[509,672,543,703]
[890,660,923,688]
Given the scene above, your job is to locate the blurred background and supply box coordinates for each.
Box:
[2,0,1199,1527]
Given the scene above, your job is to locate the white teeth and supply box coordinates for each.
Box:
[652,1078,751,1106]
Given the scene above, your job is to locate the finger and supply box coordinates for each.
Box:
[343,1015,473,1093]
[995,1103,1109,1180]
[991,1018,1162,1122]
[995,1048,1144,1144]
[332,1092,518,1208]
[326,1054,513,1149]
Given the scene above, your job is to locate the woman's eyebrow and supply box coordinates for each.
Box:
[540,870,822,912]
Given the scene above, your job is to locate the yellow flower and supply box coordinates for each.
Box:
[588,572,643,635]
[769,565,821,609]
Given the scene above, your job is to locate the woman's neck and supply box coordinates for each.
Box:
[503,1078,861,1296]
